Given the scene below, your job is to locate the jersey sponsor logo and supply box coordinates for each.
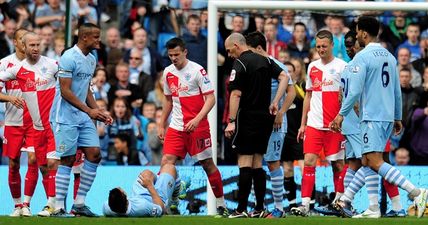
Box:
[7,62,14,68]
[312,77,334,89]
[229,69,236,81]
[76,72,93,80]
[200,68,207,76]
[169,83,189,94]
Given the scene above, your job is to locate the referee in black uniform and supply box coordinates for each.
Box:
[224,33,288,218]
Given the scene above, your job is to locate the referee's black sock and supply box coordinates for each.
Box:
[284,175,297,207]
[237,167,252,213]
[252,168,266,211]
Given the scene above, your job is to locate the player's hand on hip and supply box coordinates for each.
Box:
[393,120,403,135]
[184,118,200,132]
[297,125,306,143]
[224,123,236,139]
[9,96,25,109]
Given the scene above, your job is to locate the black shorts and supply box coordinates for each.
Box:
[231,110,274,155]
[281,134,304,161]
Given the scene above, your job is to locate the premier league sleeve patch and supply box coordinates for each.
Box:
[229,69,236,81]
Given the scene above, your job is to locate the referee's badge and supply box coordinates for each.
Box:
[229,70,236,81]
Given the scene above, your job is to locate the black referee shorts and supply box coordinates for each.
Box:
[281,134,304,161]
[231,110,274,155]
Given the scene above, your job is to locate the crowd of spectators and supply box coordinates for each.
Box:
[0,0,427,166]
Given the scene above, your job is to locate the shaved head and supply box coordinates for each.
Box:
[225,33,248,59]
[225,32,246,46]
[22,32,40,45]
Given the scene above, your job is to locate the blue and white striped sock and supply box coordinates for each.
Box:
[270,167,284,211]
[172,177,182,199]
[342,167,365,202]
[55,165,71,210]
[378,162,415,194]
[344,168,356,189]
[74,160,98,206]
[364,167,379,208]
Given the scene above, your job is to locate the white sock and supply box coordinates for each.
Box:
[391,195,402,211]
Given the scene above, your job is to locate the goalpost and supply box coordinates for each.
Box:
[206,0,428,215]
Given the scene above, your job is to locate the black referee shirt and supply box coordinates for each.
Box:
[228,50,283,112]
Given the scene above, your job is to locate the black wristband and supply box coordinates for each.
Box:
[229,118,236,123]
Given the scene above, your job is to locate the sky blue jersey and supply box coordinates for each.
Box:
[270,57,293,132]
[339,43,402,122]
[103,179,163,217]
[50,45,97,124]
[341,64,361,135]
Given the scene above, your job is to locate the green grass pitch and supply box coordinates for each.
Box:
[1,216,428,225]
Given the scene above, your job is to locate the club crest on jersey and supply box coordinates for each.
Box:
[229,70,236,81]
[329,68,336,75]
[41,67,47,74]
[58,143,66,153]
[185,73,191,81]
[151,207,159,216]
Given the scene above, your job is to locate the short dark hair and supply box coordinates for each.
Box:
[108,188,127,214]
[344,30,357,48]
[245,31,266,51]
[166,37,186,50]
[357,16,379,37]
[315,30,333,43]
[78,23,100,39]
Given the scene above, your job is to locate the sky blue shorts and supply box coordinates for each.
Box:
[360,121,393,155]
[53,117,100,157]
[155,173,175,206]
[345,133,362,159]
[264,130,286,162]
